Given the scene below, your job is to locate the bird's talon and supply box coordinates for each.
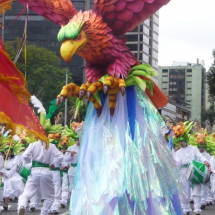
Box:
[120,86,125,97]
[110,108,115,116]
[97,109,102,117]
[60,95,66,104]
[79,90,85,99]
[56,97,60,107]
[103,85,108,94]
[86,92,91,100]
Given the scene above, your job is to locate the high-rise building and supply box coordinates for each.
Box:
[2,0,86,85]
[2,1,159,84]
[126,12,159,83]
[158,61,206,123]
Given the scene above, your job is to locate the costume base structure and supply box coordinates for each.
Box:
[70,86,183,215]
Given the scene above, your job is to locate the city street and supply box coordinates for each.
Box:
[0,200,69,215]
[1,201,215,215]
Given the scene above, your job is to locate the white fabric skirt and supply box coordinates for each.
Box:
[3,172,25,198]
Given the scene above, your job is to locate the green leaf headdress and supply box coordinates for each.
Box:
[173,121,193,144]
[1,137,25,155]
[40,111,63,136]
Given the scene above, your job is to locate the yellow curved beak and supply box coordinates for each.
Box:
[60,39,87,63]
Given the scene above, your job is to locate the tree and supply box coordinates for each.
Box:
[202,50,215,127]
[201,105,215,127]
[206,66,215,103]
[4,38,75,112]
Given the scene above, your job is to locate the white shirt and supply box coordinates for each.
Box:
[2,156,18,178]
[22,140,63,174]
[201,151,211,164]
[175,145,207,176]
[50,147,63,168]
[0,155,4,169]
[172,148,177,160]
[64,144,80,176]
[210,156,215,173]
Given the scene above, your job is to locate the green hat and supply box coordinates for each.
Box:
[49,139,59,145]
[58,144,68,150]
[4,141,24,155]
[74,136,79,140]
[4,145,13,153]
[177,137,187,143]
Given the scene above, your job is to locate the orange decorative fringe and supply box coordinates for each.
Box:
[1,50,27,86]
[0,73,30,103]
[0,111,49,149]
[0,0,14,14]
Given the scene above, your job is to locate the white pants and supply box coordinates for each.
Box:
[29,188,42,210]
[206,183,214,203]
[18,173,55,215]
[69,176,74,193]
[50,171,61,212]
[179,176,201,213]
[201,183,207,205]
[60,172,69,205]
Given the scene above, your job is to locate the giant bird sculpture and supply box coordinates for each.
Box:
[3,1,185,215]
[17,0,169,116]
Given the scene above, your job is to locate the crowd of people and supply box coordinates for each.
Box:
[0,121,81,215]
[1,117,215,215]
[167,122,215,215]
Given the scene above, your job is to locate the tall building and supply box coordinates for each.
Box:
[2,0,86,85]
[126,12,159,83]
[2,1,159,84]
[158,61,206,123]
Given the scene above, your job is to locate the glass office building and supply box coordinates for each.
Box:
[126,12,159,73]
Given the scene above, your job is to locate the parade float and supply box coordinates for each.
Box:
[0,0,184,214]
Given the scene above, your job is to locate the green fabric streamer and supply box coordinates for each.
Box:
[46,99,64,119]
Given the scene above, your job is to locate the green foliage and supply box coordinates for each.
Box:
[206,65,215,103]
[79,104,88,121]
[4,38,74,111]
[201,105,215,127]
[202,51,215,127]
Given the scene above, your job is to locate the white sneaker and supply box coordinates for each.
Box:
[18,207,25,215]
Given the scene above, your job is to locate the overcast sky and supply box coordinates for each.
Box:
[159,0,215,71]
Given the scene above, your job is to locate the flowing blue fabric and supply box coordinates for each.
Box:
[70,86,182,215]
[126,86,136,141]
[169,130,173,150]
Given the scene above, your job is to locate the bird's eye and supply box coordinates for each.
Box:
[77,34,81,39]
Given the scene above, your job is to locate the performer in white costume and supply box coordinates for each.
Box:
[1,146,24,210]
[49,142,63,214]
[175,139,209,215]
[210,156,215,199]
[0,154,4,212]
[64,137,80,193]
[188,130,215,209]
[198,145,211,209]
[18,140,63,215]
[28,189,42,212]
[59,145,70,208]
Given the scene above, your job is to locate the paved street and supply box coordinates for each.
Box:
[0,201,215,215]
[0,200,69,215]
[189,202,215,215]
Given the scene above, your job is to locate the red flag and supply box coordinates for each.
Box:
[0,37,49,148]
